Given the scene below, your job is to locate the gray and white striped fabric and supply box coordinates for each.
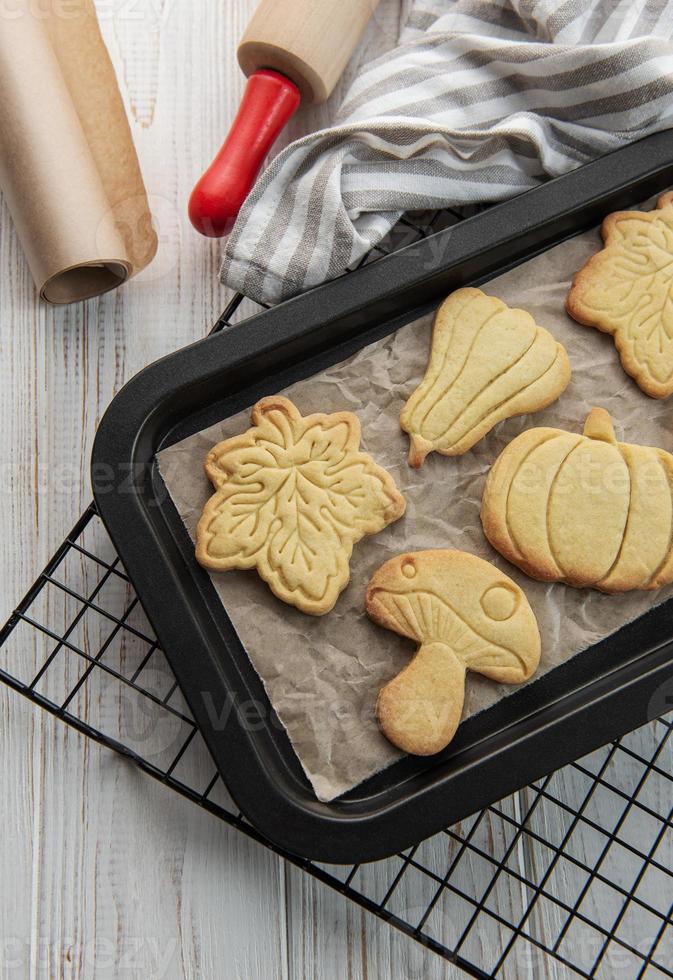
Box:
[220,0,673,306]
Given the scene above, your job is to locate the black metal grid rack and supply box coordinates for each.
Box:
[1,209,672,979]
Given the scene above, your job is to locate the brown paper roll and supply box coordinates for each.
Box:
[0,0,157,304]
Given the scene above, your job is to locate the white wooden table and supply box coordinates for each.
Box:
[1,3,670,978]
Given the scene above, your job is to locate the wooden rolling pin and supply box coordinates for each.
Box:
[189,0,380,237]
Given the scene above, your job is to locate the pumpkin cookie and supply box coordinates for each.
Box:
[567,191,673,398]
[401,288,571,467]
[481,408,673,593]
[196,396,406,615]
[366,550,541,755]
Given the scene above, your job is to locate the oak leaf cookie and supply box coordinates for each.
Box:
[401,288,571,467]
[567,191,673,398]
[481,408,673,593]
[195,396,406,616]
[366,550,540,756]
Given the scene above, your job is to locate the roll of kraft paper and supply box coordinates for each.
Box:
[0,0,156,304]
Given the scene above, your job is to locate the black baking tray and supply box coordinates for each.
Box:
[93,130,673,864]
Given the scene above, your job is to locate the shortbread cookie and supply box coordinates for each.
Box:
[366,550,540,755]
[567,192,673,398]
[481,408,673,593]
[401,288,571,467]
[196,396,406,616]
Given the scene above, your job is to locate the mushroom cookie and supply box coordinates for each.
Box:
[567,192,673,398]
[195,396,406,616]
[481,408,673,593]
[401,288,570,467]
[366,550,541,756]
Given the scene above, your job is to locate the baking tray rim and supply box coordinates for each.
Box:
[92,130,673,863]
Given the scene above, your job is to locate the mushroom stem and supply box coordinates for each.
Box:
[376,642,466,756]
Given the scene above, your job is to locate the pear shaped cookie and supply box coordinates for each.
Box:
[567,191,673,398]
[401,288,571,467]
[481,408,673,593]
[196,396,406,615]
[366,550,541,756]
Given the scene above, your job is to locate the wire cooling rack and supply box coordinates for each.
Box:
[1,209,672,980]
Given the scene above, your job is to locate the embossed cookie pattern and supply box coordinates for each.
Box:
[401,288,571,467]
[195,396,406,616]
[366,550,541,755]
[567,191,673,398]
[481,408,673,593]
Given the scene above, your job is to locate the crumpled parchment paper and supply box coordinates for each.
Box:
[157,205,673,802]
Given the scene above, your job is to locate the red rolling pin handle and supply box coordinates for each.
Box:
[189,69,300,238]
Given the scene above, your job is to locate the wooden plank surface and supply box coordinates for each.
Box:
[1,2,670,979]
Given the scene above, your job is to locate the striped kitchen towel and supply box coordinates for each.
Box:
[220,0,673,306]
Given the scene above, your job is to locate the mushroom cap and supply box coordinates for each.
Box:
[366,550,540,683]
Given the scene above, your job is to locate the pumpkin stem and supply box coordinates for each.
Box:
[376,641,466,755]
[583,407,616,444]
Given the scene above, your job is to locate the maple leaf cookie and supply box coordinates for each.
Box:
[401,288,571,467]
[567,191,673,398]
[195,396,406,615]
